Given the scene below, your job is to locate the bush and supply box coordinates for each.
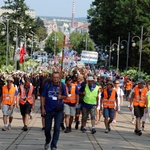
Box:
[122,68,150,81]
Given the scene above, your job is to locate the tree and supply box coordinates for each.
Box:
[45,31,64,54]
[87,0,150,71]
[70,32,94,54]
[0,0,39,69]
[2,0,35,34]
[35,17,47,41]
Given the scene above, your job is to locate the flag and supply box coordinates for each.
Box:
[19,45,26,64]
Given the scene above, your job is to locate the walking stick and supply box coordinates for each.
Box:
[58,47,64,104]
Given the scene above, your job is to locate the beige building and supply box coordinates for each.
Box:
[0,8,36,18]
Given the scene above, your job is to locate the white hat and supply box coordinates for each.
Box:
[87,76,94,81]
[7,77,14,82]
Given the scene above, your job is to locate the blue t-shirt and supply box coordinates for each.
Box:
[80,84,98,108]
[41,82,67,113]
[101,89,118,98]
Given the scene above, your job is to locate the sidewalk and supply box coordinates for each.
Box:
[0,100,150,150]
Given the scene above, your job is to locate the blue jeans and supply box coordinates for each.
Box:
[103,108,115,119]
[45,110,63,149]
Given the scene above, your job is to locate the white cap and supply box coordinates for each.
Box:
[87,76,94,81]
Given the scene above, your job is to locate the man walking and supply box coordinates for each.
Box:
[64,75,79,133]
[41,72,67,150]
[0,77,18,131]
[130,79,148,136]
[80,76,99,134]
[100,81,118,133]
[17,78,35,131]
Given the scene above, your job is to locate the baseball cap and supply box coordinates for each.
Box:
[106,81,114,87]
[7,77,14,82]
[137,79,145,84]
[87,76,94,81]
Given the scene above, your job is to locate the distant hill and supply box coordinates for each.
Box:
[37,16,87,22]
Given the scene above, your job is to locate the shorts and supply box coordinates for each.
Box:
[20,103,32,117]
[64,103,76,116]
[2,104,14,117]
[82,106,96,121]
[125,90,131,96]
[134,106,144,119]
[141,108,150,122]
[103,108,115,119]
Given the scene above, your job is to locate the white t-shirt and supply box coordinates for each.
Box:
[114,87,124,109]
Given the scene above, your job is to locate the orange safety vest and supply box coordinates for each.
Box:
[103,88,116,109]
[64,84,77,104]
[2,85,16,105]
[133,86,147,107]
[125,81,132,90]
[19,85,34,105]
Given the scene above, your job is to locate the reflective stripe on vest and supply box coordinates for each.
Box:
[19,85,34,105]
[2,85,16,105]
[133,86,147,107]
[103,88,116,109]
[64,84,77,104]
[83,84,99,105]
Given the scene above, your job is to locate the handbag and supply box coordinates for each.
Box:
[55,105,64,112]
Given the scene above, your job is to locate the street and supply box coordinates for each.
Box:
[0,100,150,150]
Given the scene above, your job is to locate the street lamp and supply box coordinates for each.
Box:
[132,26,143,78]
[104,45,110,68]
[83,34,89,51]
[9,28,18,70]
[111,37,120,72]
[120,32,130,71]
[28,31,36,58]
[105,41,112,69]
[52,32,59,56]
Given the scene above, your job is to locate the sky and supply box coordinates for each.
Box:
[0,0,94,18]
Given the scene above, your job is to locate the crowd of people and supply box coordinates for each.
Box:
[0,67,149,150]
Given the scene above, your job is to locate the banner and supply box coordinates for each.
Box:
[81,51,98,64]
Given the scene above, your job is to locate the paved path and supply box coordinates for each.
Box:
[0,100,150,150]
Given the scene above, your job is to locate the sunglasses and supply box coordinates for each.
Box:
[7,80,12,83]
[115,83,120,84]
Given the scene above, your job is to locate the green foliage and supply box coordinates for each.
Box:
[0,0,44,69]
[87,0,150,72]
[121,68,150,81]
[0,42,6,67]
[45,31,64,54]
[1,64,14,72]
[19,58,38,71]
[70,32,94,54]
[35,17,47,41]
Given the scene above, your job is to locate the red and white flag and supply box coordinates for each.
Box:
[19,45,26,64]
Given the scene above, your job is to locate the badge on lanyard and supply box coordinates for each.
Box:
[52,96,57,101]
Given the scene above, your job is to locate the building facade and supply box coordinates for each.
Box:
[0,8,36,18]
